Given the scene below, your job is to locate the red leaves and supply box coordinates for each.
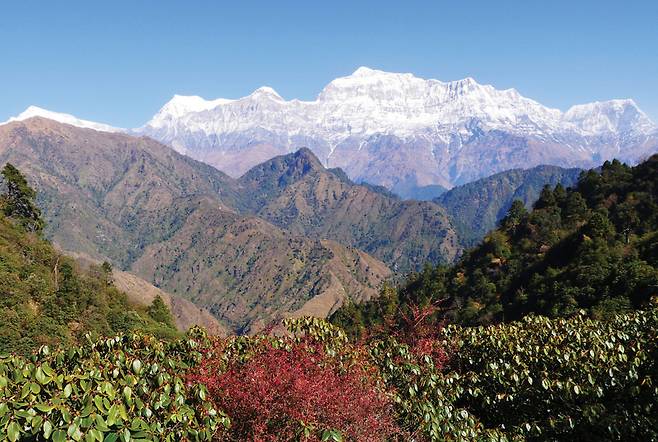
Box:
[188,339,397,441]
[396,302,450,367]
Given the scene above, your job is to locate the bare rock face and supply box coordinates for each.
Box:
[133,68,657,190]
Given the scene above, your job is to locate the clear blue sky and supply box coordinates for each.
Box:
[2,0,657,127]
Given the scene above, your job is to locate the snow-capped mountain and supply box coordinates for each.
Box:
[5,68,656,190]
[136,67,657,189]
[5,106,121,133]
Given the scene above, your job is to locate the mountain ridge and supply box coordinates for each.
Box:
[234,147,460,272]
[5,67,656,191]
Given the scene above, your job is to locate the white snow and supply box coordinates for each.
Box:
[4,68,655,161]
[138,67,656,151]
[4,106,121,133]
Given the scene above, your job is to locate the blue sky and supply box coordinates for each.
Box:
[1,0,657,127]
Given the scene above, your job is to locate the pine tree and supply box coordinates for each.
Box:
[148,295,176,328]
[499,200,528,232]
[0,163,44,233]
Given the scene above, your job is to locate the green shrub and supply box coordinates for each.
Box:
[442,309,658,440]
[0,329,228,441]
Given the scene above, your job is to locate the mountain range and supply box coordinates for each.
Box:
[2,68,656,334]
[8,67,655,195]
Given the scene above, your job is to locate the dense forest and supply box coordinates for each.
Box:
[331,155,658,337]
[0,164,179,355]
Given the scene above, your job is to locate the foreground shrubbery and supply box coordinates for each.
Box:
[188,319,397,441]
[0,330,227,441]
[445,308,658,440]
[1,309,656,441]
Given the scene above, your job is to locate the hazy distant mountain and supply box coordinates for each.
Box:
[0,118,390,333]
[134,67,657,189]
[437,165,583,246]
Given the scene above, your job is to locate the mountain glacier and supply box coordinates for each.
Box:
[6,68,657,189]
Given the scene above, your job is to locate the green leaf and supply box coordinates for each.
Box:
[52,430,67,442]
[43,420,53,439]
[94,415,110,432]
[7,421,21,442]
[32,416,44,431]
[35,367,47,384]
[89,429,104,442]
[94,396,105,413]
[107,404,117,427]
[30,382,41,395]
[36,403,54,413]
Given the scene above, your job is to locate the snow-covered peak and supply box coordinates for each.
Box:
[351,66,377,76]
[139,68,656,146]
[564,99,656,135]
[4,106,121,133]
[249,86,283,100]
[160,95,233,117]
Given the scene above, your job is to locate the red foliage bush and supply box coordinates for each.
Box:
[188,338,398,441]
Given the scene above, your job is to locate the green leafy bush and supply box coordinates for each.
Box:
[0,329,228,441]
[441,308,658,440]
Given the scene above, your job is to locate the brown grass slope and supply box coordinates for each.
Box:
[64,248,228,336]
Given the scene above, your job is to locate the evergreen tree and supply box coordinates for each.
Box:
[148,295,176,328]
[331,154,658,334]
[0,163,44,233]
[533,185,557,210]
[499,200,528,232]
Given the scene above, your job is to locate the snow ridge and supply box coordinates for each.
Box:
[5,106,121,133]
[141,67,656,144]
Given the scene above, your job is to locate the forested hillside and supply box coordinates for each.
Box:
[437,164,581,247]
[237,148,460,271]
[332,155,658,335]
[0,164,179,355]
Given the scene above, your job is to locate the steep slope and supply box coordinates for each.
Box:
[0,209,179,355]
[0,118,391,333]
[112,270,229,336]
[0,117,240,266]
[135,67,657,189]
[236,148,460,272]
[437,165,582,246]
[130,202,390,333]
